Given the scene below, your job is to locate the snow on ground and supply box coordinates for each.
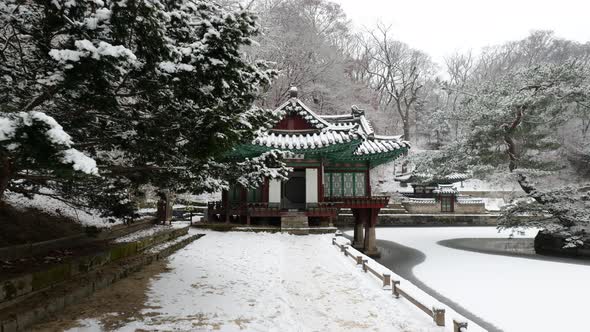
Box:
[4,191,122,228]
[68,230,443,332]
[113,224,186,243]
[372,227,590,332]
[480,197,505,211]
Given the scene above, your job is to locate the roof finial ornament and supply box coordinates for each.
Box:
[289,85,298,98]
[351,105,365,117]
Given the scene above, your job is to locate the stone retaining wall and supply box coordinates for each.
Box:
[454,203,486,214]
[0,226,187,308]
[335,214,498,227]
[0,233,202,332]
[403,202,440,214]
[0,218,155,261]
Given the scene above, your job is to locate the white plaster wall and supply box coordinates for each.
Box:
[269,179,281,203]
[306,168,318,203]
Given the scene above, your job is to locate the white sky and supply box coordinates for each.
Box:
[332,0,590,66]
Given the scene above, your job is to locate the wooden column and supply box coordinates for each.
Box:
[366,162,372,197]
[240,186,247,224]
[221,189,229,223]
[262,178,269,202]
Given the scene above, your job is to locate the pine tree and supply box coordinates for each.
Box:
[414,62,590,243]
[0,0,288,220]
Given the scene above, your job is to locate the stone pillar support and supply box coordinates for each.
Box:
[352,209,365,249]
[363,208,381,257]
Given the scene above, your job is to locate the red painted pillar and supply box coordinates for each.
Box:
[222,189,230,223]
[365,163,372,197]
[240,186,248,224]
[318,163,324,202]
[262,178,269,203]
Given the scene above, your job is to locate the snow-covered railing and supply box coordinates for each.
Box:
[402,197,437,204]
[332,236,475,331]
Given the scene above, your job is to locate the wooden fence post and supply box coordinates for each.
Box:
[453,320,468,332]
[362,259,368,273]
[356,256,363,265]
[392,280,400,298]
[382,274,391,288]
[432,307,445,326]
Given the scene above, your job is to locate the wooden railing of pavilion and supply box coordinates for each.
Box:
[324,196,390,208]
[207,201,341,221]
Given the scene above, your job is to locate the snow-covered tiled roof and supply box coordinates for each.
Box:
[253,131,357,150]
[394,172,469,184]
[354,137,410,155]
[276,98,331,129]
[433,185,458,195]
[249,95,410,158]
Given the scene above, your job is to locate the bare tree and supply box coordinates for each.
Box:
[356,25,434,141]
[442,51,474,139]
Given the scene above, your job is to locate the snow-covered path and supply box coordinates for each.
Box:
[67,230,442,331]
[373,227,590,332]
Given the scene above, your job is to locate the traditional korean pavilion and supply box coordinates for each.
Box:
[207,87,410,256]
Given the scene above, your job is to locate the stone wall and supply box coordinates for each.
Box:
[335,214,499,227]
[0,218,155,261]
[403,202,440,214]
[0,226,187,307]
[454,202,486,214]
[0,232,202,332]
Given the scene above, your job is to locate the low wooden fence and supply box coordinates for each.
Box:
[332,237,471,331]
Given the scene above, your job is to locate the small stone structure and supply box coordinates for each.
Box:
[402,184,486,214]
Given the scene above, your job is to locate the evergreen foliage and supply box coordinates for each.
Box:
[0,0,288,221]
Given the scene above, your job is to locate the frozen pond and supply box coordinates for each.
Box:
[371,227,590,332]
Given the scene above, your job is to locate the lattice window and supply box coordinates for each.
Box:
[332,173,342,197]
[229,185,241,202]
[355,173,366,196]
[324,173,331,197]
[343,173,354,196]
[247,187,262,202]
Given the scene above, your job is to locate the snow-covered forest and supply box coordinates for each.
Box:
[1,0,589,240]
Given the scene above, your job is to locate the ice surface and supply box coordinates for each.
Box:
[373,227,589,332]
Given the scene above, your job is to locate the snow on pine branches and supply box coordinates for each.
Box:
[0,111,98,175]
[413,62,590,243]
[0,0,286,223]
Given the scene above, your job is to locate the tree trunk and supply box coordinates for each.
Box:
[403,119,410,142]
[0,156,12,200]
[503,106,577,228]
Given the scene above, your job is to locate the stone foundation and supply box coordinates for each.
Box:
[281,215,309,235]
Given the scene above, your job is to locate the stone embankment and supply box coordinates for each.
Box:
[0,224,202,332]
